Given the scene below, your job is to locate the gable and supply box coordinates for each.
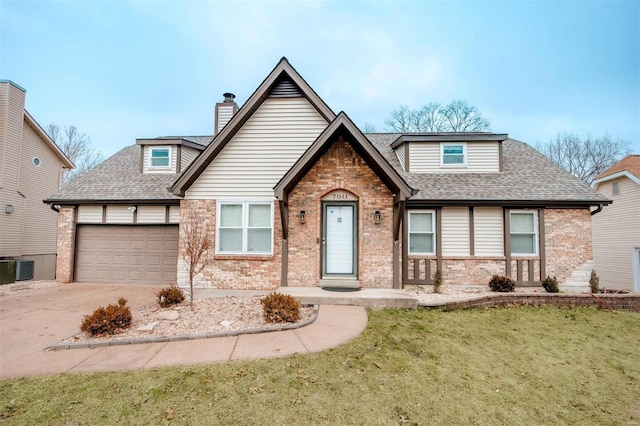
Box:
[186,96,328,200]
[172,57,336,196]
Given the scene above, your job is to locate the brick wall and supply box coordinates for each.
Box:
[287,137,395,288]
[178,199,282,290]
[55,206,76,283]
[544,208,592,282]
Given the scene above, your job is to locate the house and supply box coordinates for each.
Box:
[0,81,74,280]
[591,155,640,292]
[44,58,609,290]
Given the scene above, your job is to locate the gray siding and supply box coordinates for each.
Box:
[187,97,328,200]
[77,205,103,223]
[441,207,470,255]
[474,207,504,256]
[180,146,200,171]
[593,176,640,291]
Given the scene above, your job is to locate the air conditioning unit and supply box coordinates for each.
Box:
[15,260,35,281]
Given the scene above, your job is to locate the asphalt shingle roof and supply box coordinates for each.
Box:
[45,145,181,202]
[366,134,609,203]
[46,132,608,205]
[595,155,640,181]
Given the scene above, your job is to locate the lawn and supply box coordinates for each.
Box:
[1,306,639,425]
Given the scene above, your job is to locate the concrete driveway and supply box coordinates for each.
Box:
[0,283,367,379]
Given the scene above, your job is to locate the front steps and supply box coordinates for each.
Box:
[560,260,594,293]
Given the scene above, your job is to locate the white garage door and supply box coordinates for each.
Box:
[75,225,178,285]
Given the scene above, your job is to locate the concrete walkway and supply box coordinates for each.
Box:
[0,283,367,379]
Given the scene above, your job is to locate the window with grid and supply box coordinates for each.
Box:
[408,211,436,255]
[217,202,273,255]
[510,211,538,255]
[441,143,466,166]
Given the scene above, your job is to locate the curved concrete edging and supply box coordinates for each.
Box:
[418,292,640,312]
[48,304,320,351]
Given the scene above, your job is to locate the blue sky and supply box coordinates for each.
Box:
[1,0,638,158]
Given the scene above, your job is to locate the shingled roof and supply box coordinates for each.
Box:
[45,145,182,204]
[366,134,610,205]
[595,155,640,181]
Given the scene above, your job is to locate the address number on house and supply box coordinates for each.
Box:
[321,189,358,201]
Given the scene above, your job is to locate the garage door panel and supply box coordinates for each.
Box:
[76,225,178,285]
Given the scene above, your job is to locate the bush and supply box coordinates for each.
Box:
[433,269,443,294]
[590,270,600,294]
[157,285,185,308]
[542,276,559,293]
[488,275,515,293]
[80,297,132,336]
[261,292,301,323]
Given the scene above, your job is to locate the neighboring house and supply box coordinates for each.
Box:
[0,81,74,280]
[591,155,640,292]
[44,58,609,290]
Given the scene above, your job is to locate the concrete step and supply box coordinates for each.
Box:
[319,279,360,289]
[280,287,417,309]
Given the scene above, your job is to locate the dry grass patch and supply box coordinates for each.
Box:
[1,306,639,425]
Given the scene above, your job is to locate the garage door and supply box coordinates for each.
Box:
[75,225,178,285]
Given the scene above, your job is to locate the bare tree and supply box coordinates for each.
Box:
[362,122,377,133]
[441,100,490,132]
[536,132,631,184]
[385,100,489,132]
[180,208,213,307]
[47,124,104,186]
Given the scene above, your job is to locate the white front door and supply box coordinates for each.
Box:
[323,203,356,276]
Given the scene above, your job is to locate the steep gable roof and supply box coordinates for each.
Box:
[24,110,74,169]
[274,112,414,201]
[591,155,640,187]
[171,57,336,196]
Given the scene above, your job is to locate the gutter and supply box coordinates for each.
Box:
[590,204,604,216]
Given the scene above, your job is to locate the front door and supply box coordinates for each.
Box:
[322,202,357,277]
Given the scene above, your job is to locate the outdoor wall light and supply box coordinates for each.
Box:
[5,204,13,214]
[374,210,381,224]
[128,206,137,213]
[299,210,306,224]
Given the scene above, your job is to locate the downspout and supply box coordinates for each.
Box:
[590,204,603,216]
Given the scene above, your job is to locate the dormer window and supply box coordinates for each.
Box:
[441,142,466,166]
[150,147,171,169]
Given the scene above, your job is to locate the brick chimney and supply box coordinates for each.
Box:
[215,93,238,135]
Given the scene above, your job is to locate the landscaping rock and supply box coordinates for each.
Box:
[137,321,160,332]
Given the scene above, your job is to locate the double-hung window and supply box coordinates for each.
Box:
[408,211,436,255]
[150,147,171,169]
[217,202,273,255]
[441,142,466,166]
[510,211,538,256]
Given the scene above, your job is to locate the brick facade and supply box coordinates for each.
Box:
[177,199,282,290]
[287,137,395,288]
[544,208,592,282]
[55,206,76,283]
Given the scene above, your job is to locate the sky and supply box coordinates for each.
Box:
[1,0,639,159]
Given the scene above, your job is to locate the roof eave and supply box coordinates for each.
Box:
[24,110,75,169]
[43,198,182,206]
[390,133,509,149]
[591,170,640,188]
[405,199,612,208]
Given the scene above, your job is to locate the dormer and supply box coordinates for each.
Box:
[391,133,508,173]
[136,138,208,174]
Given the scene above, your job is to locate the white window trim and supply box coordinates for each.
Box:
[440,142,467,167]
[216,201,274,255]
[509,210,539,256]
[149,146,172,169]
[408,210,436,255]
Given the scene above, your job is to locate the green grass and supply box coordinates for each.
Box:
[1,306,639,425]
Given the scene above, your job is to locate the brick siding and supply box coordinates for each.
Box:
[544,208,592,282]
[55,206,76,283]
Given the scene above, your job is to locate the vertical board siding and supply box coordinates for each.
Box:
[143,145,177,173]
[441,207,470,255]
[395,144,406,171]
[474,207,504,256]
[77,205,103,223]
[187,97,328,200]
[106,205,134,223]
[181,146,200,171]
[137,205,167,223]
[409,141,499,173]
[169,205,181,223]
[593,177,640,291]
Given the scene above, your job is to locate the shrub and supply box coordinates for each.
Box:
[157,285,185,308]
[590,270,600,294]
[488,275,515,293]
[80,297,132,336]
[261,292,301,323]
[542,276,559,293]
[433,269,443,294]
